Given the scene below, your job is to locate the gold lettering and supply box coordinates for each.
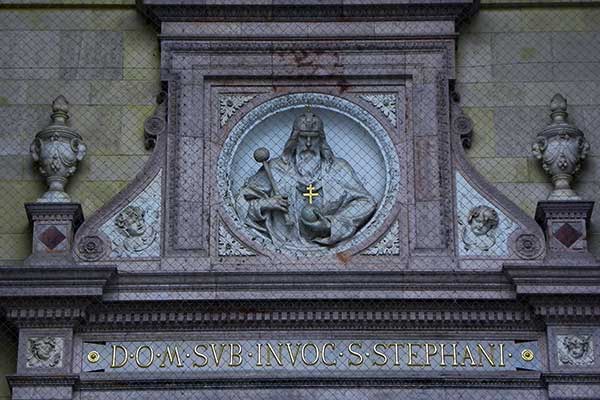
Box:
[229,343,243,367]
[388,343,404,366]
[301,343,320,366]
[348,342,364,367]
[285,343,302,366]
[424,343,438,366]
[321,343,336,366]
[498,343,506,367]
[461,344,477,367]
[373,343,388,366]
[266,343,284,367]
[159,345,183,368]
[210,343,227,367]
[407,343,423,367]
[193,344,209,368]
[439,343,459,367]
[477,343,495,367]
[110,345,128,369]
[256,343,263,367]
[135,345,154,368]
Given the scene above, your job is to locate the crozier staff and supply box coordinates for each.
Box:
[236,109,377,249]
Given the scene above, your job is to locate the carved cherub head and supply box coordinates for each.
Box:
[563,335,591,359]
[467,205,499,236]
[115,206,147,237]
[27,337,62,368]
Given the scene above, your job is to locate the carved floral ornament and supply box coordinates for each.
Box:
[30,96,86,202]
[532,94,590,201]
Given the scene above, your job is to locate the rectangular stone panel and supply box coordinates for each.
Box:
[412,84,437,137]
[414,201,446,250]
[59,31,123,80]
[414,137,441,201]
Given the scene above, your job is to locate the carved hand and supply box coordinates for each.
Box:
[301,208,331,236]
[259,195,290,213]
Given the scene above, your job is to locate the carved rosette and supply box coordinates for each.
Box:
[30,96,87,202]
[532,94,590,200]
[76,235,106,261]
[514,233,543,259]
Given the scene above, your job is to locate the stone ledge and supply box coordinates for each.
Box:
[0,1,134,5]
[503,264,600,295]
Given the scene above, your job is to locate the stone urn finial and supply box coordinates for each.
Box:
[30,95,87,202]
[532,94,589,200]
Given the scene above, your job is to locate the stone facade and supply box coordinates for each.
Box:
[0,1,600,400]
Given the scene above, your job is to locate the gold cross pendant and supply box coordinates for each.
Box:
[303,184,319,204]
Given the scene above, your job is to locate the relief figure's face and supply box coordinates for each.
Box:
[297,134,321,156]
[32,339,54,360]
[566,336,589,359]
[470,213,490,235]
[116,207,147,237]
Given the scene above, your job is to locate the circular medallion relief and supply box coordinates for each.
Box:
[217,93,400,256]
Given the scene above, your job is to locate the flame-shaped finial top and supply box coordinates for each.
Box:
[51,95,69,125]
[550,93,568,124]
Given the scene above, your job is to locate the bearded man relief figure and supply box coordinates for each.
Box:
[236,110,377,250]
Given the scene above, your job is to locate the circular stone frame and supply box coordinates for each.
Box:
[217,92,401,257]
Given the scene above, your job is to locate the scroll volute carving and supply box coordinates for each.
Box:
[532,94,590,200]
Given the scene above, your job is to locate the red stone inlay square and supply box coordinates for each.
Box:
[553,222,582,249]
[38,226,66,250]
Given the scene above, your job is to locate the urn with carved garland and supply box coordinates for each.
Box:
[532,94,589,201]
[30,95,86,202]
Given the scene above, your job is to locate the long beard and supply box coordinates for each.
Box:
[296,150,321,177]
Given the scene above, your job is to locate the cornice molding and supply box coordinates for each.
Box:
[503,264,600,296]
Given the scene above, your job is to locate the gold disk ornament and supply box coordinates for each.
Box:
[87,350,101,363]
[521,349,535,362]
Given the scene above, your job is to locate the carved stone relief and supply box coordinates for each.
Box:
[100,171,162,258]
[362,221,401,256]
[557,335,595,367]
[217,221,255,257]
[217,93,401,257]
[26,337,63,368]
[144,91,167,150]
[456,173,517,257]
[359,94,397,127]
[220,94,257,127]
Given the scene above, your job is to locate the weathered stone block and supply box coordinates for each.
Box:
[59,31,123,80]
[0,31,60,69]
[492,63,554,82]
[24,80,91,105]
[0,181,44,234]
[455,65,492,83]
[0,9,144,32]
[414,201,445,250]
[121,105,155,155]
[553,32,600,62]
[492,32,552,63]
[85,155,148,181]
[90,80,158,105]
[470,157,529,183]
[463,107,495,158]
[69,180,128,216]
[457,33,492,67]
[496,182,550,215]
[124,30,159,70]
[0,233,30,261]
